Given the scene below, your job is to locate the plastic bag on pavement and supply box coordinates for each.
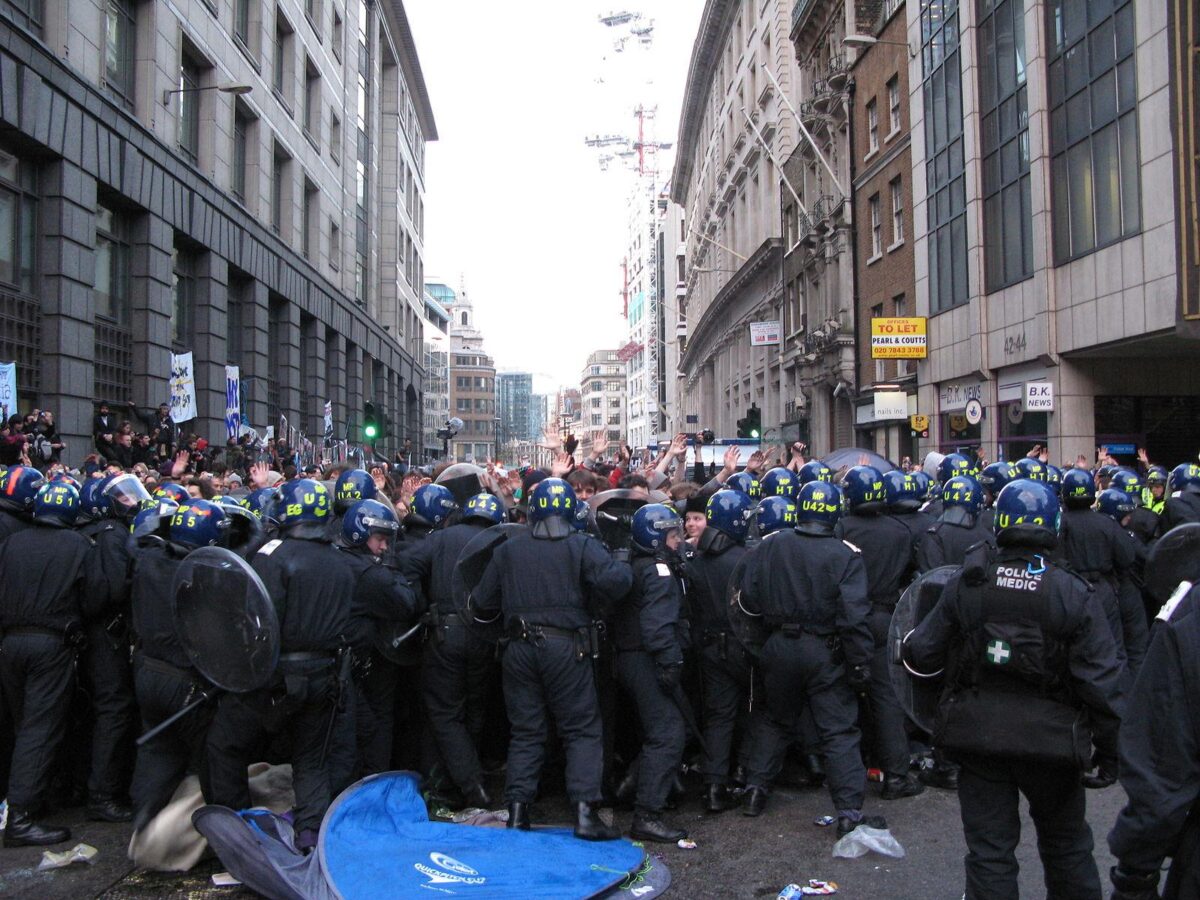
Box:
[38,843,98,870]
[831,825,905,859]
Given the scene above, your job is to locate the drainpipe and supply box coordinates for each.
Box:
[846,76,862,444]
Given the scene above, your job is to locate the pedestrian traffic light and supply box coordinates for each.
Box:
[737,404,761,439]
[362,402,379,442]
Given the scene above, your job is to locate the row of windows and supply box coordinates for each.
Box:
[454,376,495,392]
[864,76,902,157]
[868,178,906,260]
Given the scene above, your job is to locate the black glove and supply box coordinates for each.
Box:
[846,664,870,694]
[1081,764,1117,789]
[655,662,683,693]
[1110,866,1160,900]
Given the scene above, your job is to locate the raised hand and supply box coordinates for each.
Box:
[551,451,573,477]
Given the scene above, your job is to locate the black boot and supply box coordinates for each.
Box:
[804,754,826,787]
[87,798,133,823]
[881,773,925,800]
[741,786,768,817]
[630,811,686,844]
[919,755,960,790]
[574,802,620,841]
[704,783,731,813]
[461,784,493,810]
[506,801,531,831]
[613,768,637,809]
[836,813,887,837]
[3,810,71,848]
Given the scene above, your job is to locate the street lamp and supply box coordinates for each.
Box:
[162,83,253,107]
[843,34,916,57]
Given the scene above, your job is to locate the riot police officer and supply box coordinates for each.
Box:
[206,479,354,850]
[903,479,1123,899]
[0,465,41,541]
[1059,468,1144,681]
[760,466,798,500]
[404,492,504,808]
[333,468,378,539]
[923,453,974,519]
[687,490,755,813]
[978,461,1019,531]
[338,499,419,780]
[613,503,691,842]
[835,466,923,800]
[1109,469,1158,547]
[473,477,631,840]
[917,475,995,572]
[1159,463,1200,533]
[0,483,91,847]
[403,483,458,542]
[883,469,934,567]
[739,481,877,836]
[76,476,138,823]
[127,497,224,831]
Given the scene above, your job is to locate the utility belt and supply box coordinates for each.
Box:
[701,629,733,660]
[426,605,460,644]
[504,618,601,662]
[1076,570,1114,586]
[279,650,338,665]
[270,645,350,721]
[135,651,199,682]
[3,623,85,649]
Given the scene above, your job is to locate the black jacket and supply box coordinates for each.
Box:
[402,521,491,614]
[686,529,746,635]
[613,552,688,666]
[80,519,134,623]
[1160,493,1200,535]
[252,536,355,652]
[917,517,996,572]
[130,539,191,666]
[340,547,420,648]
[836,512,915,607]
[0,524,91,632]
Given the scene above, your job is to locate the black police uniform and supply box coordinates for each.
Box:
[1159,491,1200,534]
[739,528,872,814]
[687,528,751,791]
[613,548,688,821]
[0,507,30,543]
[206,534,355,841]
[917,516,995,572]
[78,517,136,814]
[404,520,494,801]
[835,511,919,790]
[0,523,91,820]
[904,547,1123,899]
[890,507,935,569]
[340,546,419,780]
[1060,507,1145,680]
[1126,505,1159,546]
[1108,585,1200,899]
[474,526,631,808]
[128,538,210,830]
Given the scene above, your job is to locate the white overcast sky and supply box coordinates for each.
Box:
[406,1,704,395]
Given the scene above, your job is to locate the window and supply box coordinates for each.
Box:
[887,76,901,134]
[922,0,969,312]
[305,0,321,35]
[301,178,317,260]
[331,7,343,61]
[95,203,130,324]
[591,414,602,427]
[170,243,196,347]
[304,58,321,145]
[890,177,904,246]
[329,219,340,269]
[0,152,36,294]
[232,103,254,202]
[1047,0,1140,263]
[271,142,291,238]
[894,293,910,375]
[869,194,882,258]
[329,111,341,163]
[104,0,137,109]
[591,380,602,392]
[1,0,43,36]
[866,99,879,154]
[273,9,294,111]
[178,48,204,165]
[872,304,886,381]
[978,0,1033,291]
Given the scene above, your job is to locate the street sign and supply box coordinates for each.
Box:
[749,321,782,346]
[910,414,930,432]
[1024,381,1054,412]
[965,399,983,425]
[871,317,928,359]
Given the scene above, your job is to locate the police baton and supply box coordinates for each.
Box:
[670,685,711,761]
[136,687,221,746]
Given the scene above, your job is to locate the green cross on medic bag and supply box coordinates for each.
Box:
[985,639,1012,665]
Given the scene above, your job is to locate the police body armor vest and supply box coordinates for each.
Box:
[935,554,1092,769]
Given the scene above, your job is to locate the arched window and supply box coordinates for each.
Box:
[461,311,468,326]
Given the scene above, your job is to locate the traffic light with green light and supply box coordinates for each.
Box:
[363,401,379,442]
[737,404,762,439]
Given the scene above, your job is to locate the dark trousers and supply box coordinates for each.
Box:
[358,650,399,774]
[956,755,1101,900]
[130,661,213,831]
[421,618,491,793]
[0,633,74,811]
[757,631,865,810]
[697,641,751,785]
[82,622,136,800]
[206,661,339,835]
[616,650,685,814]
[867,607,911,778]
[502,637,603,805]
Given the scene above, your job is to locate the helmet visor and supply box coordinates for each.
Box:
[104,473,152,513]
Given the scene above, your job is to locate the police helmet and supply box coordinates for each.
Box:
[842,465,886,511]
[1059,468,1096,507]
[527,478,577,523]
[275,478,333,537]
[726,471,762,498]
[215,503,265,554]
[911,470,933,501]
[1108,468,1143,503]
[993,479,1061,548]
[78,477,112,522]
[32,482,80,527]
[1145,465,1169,486]
[1096,488,1136,523]
[410,483,458,528]
[882,470,922,512]
[1013,458,1048,482]
[978,461,1017,496]
[798,460,834,485]
[241,487,281,523]
[936,453,972,485]
[168,499,228,549]
[760,467,798,500]
[705,489,754,543]
[342,498,400,547]
[155,482,190,505]
[796,481,844,535]
[940,475,983,524]
[631,503,683,554]
[334,468,377,513]
[1169,463,1200,495]
[51,472,81,491]
[132,500,179,541]
[463,492,504,526]
[103,472,152,522]
[0,465,46,514]
[755,495,797,536]
[1044,464,1063,488]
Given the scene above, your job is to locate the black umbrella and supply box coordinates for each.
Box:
[822,446,897,473]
